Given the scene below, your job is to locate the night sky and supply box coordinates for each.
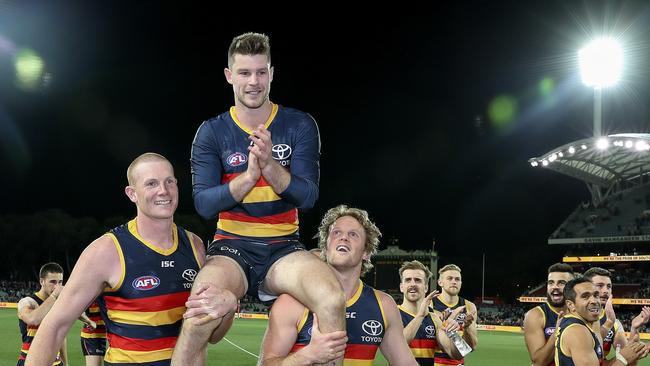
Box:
[2,1,650,300]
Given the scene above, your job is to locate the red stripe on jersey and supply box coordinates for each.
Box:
[219,210,297,224]
[291,344,306,353]
[221,173,269,187]
[434,357,464,365]
[409,339,437,349]
[107,333,177,351]
[344,344,379,359]
[103,291,189,312]
[22,342,31,351]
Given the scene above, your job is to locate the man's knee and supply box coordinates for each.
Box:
[311,280,345,315]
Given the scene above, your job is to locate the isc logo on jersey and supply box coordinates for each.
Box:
[132,275,160,291]
[227,152,247,167]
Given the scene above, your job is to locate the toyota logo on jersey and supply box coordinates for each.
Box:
[362,320,383,336]
[425,325,436,338]
[272,144,292,160]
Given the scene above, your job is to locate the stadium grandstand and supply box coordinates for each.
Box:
[522,133,650,335]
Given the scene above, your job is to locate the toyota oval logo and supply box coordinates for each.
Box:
[425,325,436,337]
[182,269,197,282]
[362,320,383,336]
[271,144,292,160]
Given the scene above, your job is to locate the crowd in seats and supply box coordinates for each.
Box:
[0,280,39,302]
[551,184,650,239]
[238,295,269,314]
[478,304,526,326]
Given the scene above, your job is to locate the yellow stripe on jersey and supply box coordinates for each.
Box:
[107,306,185,326]
[343,359,374,366]
[373,289,388,328]
[242,186,282,203]
[185,230,203,269]
[346,281,364,307]
[106,232,126,292]
[297,308,310,333]
[411,348,435,358]
[128,219,178,256]
[80,332,107,339]
[217,219,298,238]
[105,347,173,363]
[230,103,278,134]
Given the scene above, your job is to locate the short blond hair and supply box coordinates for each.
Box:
[126,152,171,186]
[399,260,432,282]
[439,264,462,276]
[318,205,381,276]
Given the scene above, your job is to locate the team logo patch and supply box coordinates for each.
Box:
[182,269,197,282]
[272,144,292,160]
[227,152,247,167]
[425,325,436,338]
[544,326,556,336]
[362,320,383,336]
[132,275,160,290]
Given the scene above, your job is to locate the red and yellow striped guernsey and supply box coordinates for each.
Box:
[291,281,387,365]
[97,219,201,366]
[17,293,62,366]
[81,300,107,339]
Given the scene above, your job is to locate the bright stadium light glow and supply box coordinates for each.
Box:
[542,160,549,166]
[530,161,539,167]
[625,140,633,148]
[635,141,650,151]
[596,138,609,150]
[579,38,623,137]
[578,38,623,88]
[568,146,576,154]
[549,154,557,162]
[558,152,563,157]
[581,144,588,150]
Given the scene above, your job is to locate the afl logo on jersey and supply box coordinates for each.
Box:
[227,152,247,167]
[544,326,556,336]
[132,275,160,291]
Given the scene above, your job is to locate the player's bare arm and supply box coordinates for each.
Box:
[25,235,120,366]
[376,291,419,366]
[402,291,438,342]
[462,300,478,349]
[523,307,557,366]
[259,294,347,366]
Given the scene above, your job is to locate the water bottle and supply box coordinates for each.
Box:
[446,330,473,357]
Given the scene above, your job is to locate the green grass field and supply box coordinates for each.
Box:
[0,308,531,365]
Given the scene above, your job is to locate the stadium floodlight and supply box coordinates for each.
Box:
[568,146,576,154]
[596,138,609,150]
[578,38,623,137]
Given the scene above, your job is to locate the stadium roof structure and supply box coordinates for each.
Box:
[529,133,650,205]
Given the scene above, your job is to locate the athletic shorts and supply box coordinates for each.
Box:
[80,336,106,356]
[206,239,305,301]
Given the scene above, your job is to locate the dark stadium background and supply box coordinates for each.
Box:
[2,1,650,301]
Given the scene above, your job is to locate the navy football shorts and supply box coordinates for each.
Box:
[206,239,305,301]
